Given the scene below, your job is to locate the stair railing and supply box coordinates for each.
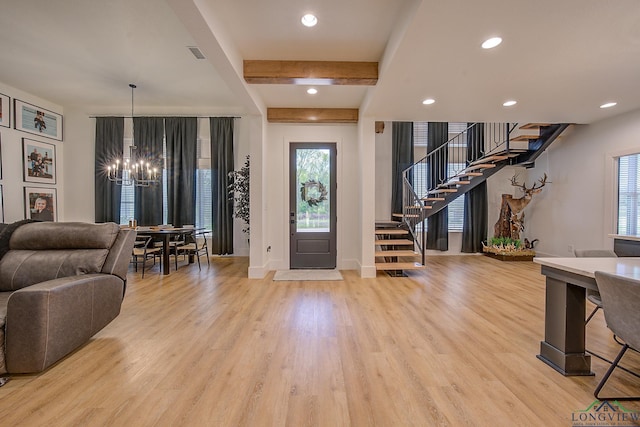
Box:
[400,122,518,259]
[402,174,426,265]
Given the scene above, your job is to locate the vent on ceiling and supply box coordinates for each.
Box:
[187,46,206,60]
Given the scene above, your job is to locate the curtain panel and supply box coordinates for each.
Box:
[210,117,235,255]
[95,117,124,223]
[391,122,414,219]
[462,123,488,252]
[165,117,197,227]
[426,122,448,251]
[133,117,164,226]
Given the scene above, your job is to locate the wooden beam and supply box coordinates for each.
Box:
[244,60,378,85]
[267,108,359,124]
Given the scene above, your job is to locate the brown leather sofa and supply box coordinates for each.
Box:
[0,222,135,376]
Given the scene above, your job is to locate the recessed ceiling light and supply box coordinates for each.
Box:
[307,88,318,95]
[600,102,617,109]
[301,14,318,27]
[482,37,502,49]
[503,100,517,107]
[422,98,435,105]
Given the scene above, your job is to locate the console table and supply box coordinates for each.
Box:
[533,257,640,375]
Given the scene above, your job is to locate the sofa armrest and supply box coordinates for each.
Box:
[4,273,124,374]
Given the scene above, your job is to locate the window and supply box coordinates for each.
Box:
[119,138,135,225]
[617,153,640,235]
[195,138,213,230]
[446,163,465,232]
[413,122,467,232]
[118,119,213,229]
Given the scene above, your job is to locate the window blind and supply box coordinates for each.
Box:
[618,154,640,235]
[413,122,466,232]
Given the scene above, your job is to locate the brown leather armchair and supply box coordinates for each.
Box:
[0,222,135,376]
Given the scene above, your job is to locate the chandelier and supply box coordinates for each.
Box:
[107,84,160,187]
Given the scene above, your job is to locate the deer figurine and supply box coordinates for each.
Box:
[494,173,549,240]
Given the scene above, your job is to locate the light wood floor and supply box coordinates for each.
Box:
[1,255,640,426]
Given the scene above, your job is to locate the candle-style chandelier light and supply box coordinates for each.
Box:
[107,84,160,187]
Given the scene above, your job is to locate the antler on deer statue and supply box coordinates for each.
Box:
[510,173,548,197]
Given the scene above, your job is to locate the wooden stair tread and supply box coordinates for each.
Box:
[511,134,539,142]
[520,123,550,129]
[440,179,470,186]
[404,205,432,209]
[375,239,414,245]
[375,262,425,270]
[422,197,445,201]
[458,172,483,177]
[428,188,457,194]
[375,229,408,235]
[392,213,419,218]
[484,148,529,157]
[375,220,402,227]
[469,155,508,165]
[463,163,497,172]
[375,250,416,257]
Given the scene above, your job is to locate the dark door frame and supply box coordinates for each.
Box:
[289,142,337,269]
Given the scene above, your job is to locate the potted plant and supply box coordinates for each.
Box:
[482,236,536,261]
[228,155,250,234]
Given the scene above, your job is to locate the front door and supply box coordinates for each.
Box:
[289,143,337,269]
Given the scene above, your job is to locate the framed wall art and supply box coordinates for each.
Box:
[14,99,63,141]
[0,93,9,128]
[23,138,56,184]
[24,186,57,222]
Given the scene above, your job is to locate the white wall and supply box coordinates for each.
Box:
[375,123,392,221]
[0,81,64,223]
[63,110,93,221]
[526,109,640,257]
[264,123,361,271]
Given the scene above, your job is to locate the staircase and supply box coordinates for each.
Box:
[375,122,570,275]
[374,223,423,275]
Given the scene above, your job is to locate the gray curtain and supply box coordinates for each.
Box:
[134,117,164,226]
[165,117,197,227]
[391,122,414,219]
[426,122,448,251]
[462,123,488,252]
[95,117,123,223]
[210,117,235,255]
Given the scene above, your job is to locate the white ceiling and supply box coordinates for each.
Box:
[1,0,639,124]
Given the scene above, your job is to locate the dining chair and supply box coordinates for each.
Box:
[168,233,186,271]
[131,235,162,278]
[167,226,195,271]
[176,230,210,270]
[574,249,617,324]
[593,271,640,400]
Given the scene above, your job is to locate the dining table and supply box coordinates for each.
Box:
[533,256,640,376]
[131,226,204,275]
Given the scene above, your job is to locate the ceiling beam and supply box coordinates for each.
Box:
[267,108,359,123]
[244,60,378,85]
